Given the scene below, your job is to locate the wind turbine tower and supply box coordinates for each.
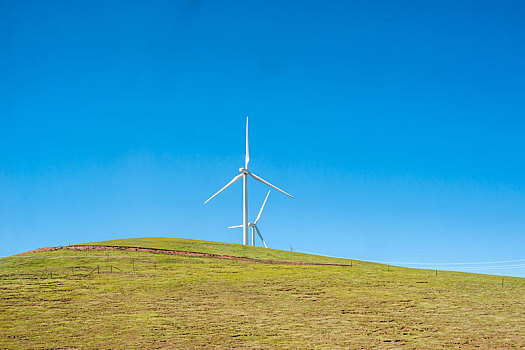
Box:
[229,190,271,247]
[204,117,293,245]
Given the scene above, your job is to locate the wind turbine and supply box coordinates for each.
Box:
[228,190,271,247]
[204,117,293,245]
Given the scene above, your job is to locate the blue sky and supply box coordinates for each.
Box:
[2,0,525,277]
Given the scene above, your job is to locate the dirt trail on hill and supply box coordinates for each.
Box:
[18,245,351,267]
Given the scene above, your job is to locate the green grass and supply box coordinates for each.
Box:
[1,237,524,349]
[80,236,356,264]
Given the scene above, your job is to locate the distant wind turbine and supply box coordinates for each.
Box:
[204,117,293,245]
[228,190,271,247]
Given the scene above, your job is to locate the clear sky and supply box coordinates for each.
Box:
[2,0,525,277]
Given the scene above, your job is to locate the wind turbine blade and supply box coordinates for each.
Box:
[228,225,243,229]
[254,190,271,224]
[204,173,243,204]
[248,172,293,198]
[255,226,268,248]
[245,116,249,169]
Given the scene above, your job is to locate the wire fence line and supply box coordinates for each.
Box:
[367,259,525,265]
[445,263,525,270]
[1,259,163,278]
[292,248,525,270]
[4,249,525,271]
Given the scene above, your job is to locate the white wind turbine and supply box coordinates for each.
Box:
[228,190,271,247]
[204,117,293,245]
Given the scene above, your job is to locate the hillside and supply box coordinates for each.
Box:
[1,237,524,349]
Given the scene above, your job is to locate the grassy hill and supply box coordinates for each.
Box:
[1,237,524,349]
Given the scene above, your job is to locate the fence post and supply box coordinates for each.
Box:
[97,265,100,274]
